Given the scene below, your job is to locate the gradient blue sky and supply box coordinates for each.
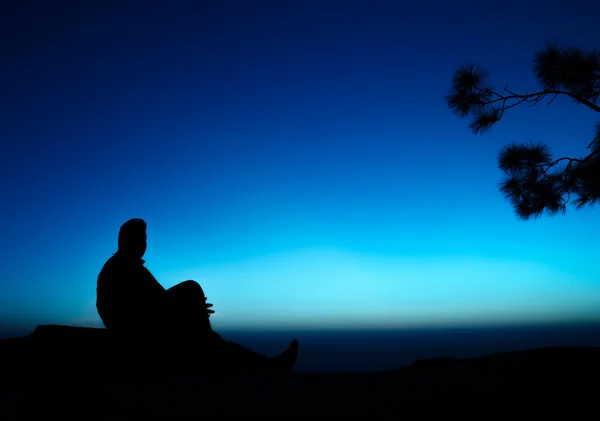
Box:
[1,0,599,338]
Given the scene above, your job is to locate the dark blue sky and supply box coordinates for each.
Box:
[1,0,599,337]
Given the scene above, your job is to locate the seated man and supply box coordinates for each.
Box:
[96,218,298,371]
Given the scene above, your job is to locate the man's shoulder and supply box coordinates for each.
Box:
[100,254,118,268]
[98,254,124,277]
[99,254,148,279]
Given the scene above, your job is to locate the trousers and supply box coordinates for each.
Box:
[158,280,269,370]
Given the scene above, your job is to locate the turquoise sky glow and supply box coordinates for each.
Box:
[1,0,598,337]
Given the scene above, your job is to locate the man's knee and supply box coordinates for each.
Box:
[167,280,205,300]
[180,280,205,296]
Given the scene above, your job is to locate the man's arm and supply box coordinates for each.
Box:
[98,261,167,331]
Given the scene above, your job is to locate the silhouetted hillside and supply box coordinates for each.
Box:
[2,325,599,419]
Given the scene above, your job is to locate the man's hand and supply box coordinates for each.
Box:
[205,300,215,315]
[204,297,215,317]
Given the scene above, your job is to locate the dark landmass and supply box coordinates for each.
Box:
[1,325,599,419]
[223,322,600,372]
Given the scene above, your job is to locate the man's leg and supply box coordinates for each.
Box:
[165,280,212,334]
[205,336,299,372]
[164,281,269,366]
[207,338,270,370]
[163,281,298,370]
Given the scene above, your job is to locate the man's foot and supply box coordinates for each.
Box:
[269,339,299,372]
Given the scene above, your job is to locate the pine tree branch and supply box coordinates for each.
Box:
[529,149,599,180]
[479,87,600,113]
[587,125,600,150]
[546,94,559,106]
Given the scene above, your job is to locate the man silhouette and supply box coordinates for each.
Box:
[96,218,298,371]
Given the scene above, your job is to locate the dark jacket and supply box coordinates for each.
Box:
[96,252,166,334]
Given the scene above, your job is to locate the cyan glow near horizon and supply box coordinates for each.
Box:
[1,1,599,337]
[150,248,600,329]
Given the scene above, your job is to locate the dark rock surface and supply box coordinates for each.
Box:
[2,325,600,419]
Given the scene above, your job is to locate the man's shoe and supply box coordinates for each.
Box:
[269,339,299,372]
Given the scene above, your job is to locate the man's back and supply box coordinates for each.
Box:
[96,252,166,333]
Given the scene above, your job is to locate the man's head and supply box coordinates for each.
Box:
[118,218,147,259]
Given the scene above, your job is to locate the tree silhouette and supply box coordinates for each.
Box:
[445,42,600,220]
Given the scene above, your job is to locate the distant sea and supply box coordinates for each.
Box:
[219,323,600,372]
[3,322,600,372]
